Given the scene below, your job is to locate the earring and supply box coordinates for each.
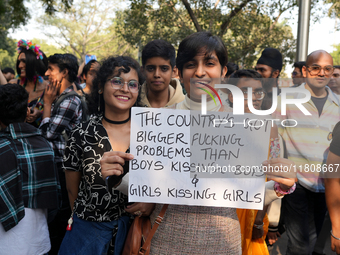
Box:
[98,95,101,112]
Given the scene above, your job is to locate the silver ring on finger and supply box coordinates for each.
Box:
[134,211,142,217]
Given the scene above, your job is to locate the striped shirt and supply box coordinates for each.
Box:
[40,86,82,163]
[0,123,60,231]
[272,84,340,192]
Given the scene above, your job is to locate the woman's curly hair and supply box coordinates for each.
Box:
[88,56,144,115]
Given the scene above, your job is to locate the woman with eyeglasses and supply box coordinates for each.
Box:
[58,56,144,255]
[101,32,296,254]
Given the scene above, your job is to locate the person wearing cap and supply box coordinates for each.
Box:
[255,48,283,110]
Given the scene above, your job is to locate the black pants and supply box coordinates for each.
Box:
[282,183,327,255]
[48,162,71,255]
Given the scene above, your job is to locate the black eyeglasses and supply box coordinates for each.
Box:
[107,77,140,93]
[306,65,334,76]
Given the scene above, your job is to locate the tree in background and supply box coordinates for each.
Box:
[40,0,136,62]
[331,44,340,65]
[0,38,62,72]
[33,38,65,57]
[325,0,340,65]
[4,0,340,67]
[0,37,16,70]
[326,0,340,19]
[0,0,28,52]
[115,0,339,68]
[222,1,296,68]
[0,0,74,53]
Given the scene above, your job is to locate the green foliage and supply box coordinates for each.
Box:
[43,0,72,14]
[115,0,194,49]
[325,0,340,18]
[1,0,336,66]
[40,0,137,62]
[0,38,17,71]
[0,49,17,71]
[224,5,295,69]
[116,0,296,67]
[331,44,340,65]
[0,0,29,52]
[0,0,71,52]
[0,38,64,73]
[32,38,65,57]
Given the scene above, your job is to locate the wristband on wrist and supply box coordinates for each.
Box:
[253,222,264,229]
[274,182,296,195]
[331,230,340,241]
[268,226,279,232]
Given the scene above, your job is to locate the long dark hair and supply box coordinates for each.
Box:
[16,48,48,81]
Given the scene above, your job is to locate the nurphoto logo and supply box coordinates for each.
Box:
[199,82,311,116]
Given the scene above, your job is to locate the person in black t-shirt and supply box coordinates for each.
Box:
[325,122,340,255]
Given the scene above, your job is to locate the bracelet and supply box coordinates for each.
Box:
[331,230,340,241]
[274,182,296,195]
[253,222,264,229]
[268,226,279,232]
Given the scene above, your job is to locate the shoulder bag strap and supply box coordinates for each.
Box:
[139,204,169,255]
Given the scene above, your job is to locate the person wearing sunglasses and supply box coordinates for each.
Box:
[328,66,340,95]
[59,56,144,255]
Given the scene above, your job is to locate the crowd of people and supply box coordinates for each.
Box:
[0,31,340,255]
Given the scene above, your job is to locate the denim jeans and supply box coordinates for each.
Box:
[58,214,130,255]
[282,182,327,255]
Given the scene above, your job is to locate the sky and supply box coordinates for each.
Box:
[308,18,340,53]
[9,1,340,76]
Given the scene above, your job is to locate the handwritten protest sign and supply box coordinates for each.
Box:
[129,107,271,209]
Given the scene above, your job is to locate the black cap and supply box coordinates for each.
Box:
[257,48,283,72]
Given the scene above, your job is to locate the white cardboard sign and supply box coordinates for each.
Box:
[129,107,271,209]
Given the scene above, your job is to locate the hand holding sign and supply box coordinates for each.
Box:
[263,158,297,191]
[101,151,134,179]
[129,108,271,209]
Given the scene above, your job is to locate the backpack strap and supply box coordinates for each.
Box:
[52,91,80,116]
